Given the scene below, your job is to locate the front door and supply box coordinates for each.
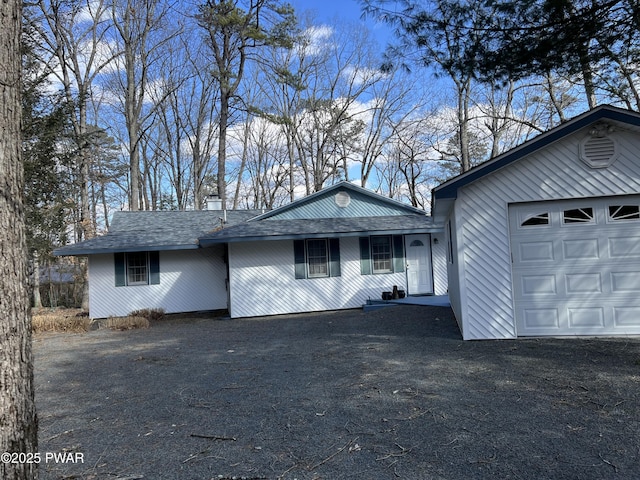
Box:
[404,234,433,295]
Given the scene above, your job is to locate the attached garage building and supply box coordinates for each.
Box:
[432,105,640,340]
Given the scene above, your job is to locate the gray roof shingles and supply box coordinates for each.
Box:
[55,205,435,255]
[54,210,260,255]
[199,215,436,245]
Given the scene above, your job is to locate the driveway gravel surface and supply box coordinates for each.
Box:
[34,305,640,479]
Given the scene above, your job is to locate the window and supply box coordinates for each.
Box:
[521,213,549,226]
[609,205,640,221]
[306,239,329,278]
[359,235,404,275]
[126,252,149,285]
[114,251,160,287]
[371,236,392,273]
[293,238,340,279]
[563,207,594,224]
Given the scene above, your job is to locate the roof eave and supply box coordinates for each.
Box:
[433,105,640,202]
[53,244,200,256]
[199,226,444,246]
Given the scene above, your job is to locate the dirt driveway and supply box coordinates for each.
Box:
[34,305,640,479]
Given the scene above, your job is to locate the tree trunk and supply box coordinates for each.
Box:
[217,91,229,209]
[0,0,39,477]
[32,256,42,309]
[457,80,472,173]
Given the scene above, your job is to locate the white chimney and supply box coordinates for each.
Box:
[206,194,222,211]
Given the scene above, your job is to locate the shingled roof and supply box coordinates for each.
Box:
[54,183,437,256]
[199,215,436,245]
[54,210,260,255]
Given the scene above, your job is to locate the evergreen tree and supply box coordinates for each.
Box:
[197,0,296,208]
[0,0,39,476]
[22,16,75,306]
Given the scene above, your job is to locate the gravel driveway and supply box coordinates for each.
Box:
[34,305,640,479]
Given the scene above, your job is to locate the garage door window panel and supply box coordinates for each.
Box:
[521,212,550,227]
[563,207,594,224]
[608,205,640,221]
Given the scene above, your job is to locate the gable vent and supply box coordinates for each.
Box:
[335,191,351,208]
[580,134,618,169]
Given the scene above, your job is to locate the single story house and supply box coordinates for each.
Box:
[56,105,640,339]
[55,182,448,320]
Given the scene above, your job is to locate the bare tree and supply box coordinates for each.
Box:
[356,70,428,188]
[33,0,119,309]
[110,0,179,210]
[178,32,221,210]
[241,116,290,208]
[292,23,383,192]
[35,0,117,239]
[255,16,325,201]
[197,0,295,209]
[0,0,39,477]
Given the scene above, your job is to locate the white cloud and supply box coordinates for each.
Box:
[297,25,334,56]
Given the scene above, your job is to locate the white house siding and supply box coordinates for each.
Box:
[453,128,640,340]
[228,237,408,318]
[445,211,464,336]
[431,233,448,296]
[88,247,228,318]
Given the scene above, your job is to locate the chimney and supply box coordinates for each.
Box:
[206,194,222,211]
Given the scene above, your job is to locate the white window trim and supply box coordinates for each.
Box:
[126,252,150,286]
[306,239,329,278]
[371,235,393,274]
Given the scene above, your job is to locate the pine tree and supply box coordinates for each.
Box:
[0,0,39,477]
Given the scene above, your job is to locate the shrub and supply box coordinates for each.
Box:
[104,316,150,331]
[129,308,165,322]
[32,310,91,333]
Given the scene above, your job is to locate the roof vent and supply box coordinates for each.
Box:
[580,126,618,169]
[335,191,351,208]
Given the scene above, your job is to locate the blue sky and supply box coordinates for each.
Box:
[291,0,365,22]
[289,0,394,46]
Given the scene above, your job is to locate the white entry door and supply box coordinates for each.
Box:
[405,234,433,295]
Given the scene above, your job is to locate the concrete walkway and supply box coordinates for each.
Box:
[363,294,450,311]
[389,294,451,307]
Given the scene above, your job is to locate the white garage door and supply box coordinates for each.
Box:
[509,196,640,336]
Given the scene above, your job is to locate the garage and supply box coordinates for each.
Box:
[510,196,640,336]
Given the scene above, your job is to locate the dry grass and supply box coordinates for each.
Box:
[129,308,165,322]
[32,308,155,333]
[32,309,91,333]
[104,316,150,331]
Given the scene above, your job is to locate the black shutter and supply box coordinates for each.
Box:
[114,252,126,287]
[328,238,341,277]
[149,251,160,285]
[393,235,405,273]
[359,237,371,275]
[293,240,306,279]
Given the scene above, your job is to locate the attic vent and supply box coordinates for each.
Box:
[335,191,351,208]
[580,132,619,169]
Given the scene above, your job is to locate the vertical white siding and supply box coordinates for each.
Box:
[431,233,448,296]
[445,210,464,336]
[454,129,640,339]
[88,247,228,318]
[228,237,408,318]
